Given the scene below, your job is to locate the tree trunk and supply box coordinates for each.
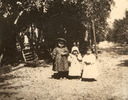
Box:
[92,20,98,59]
[2,20,17,65]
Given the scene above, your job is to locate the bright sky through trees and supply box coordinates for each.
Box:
[107,0,128,27]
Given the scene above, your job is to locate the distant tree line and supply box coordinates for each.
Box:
[107,10,128,44]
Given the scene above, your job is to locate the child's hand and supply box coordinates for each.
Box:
[77,57,82,62]
[61,52,68,56]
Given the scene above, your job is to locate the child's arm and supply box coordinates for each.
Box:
[82,55,91,64]
[52,48,57,59]
[61,47,69,56]
[83,54,96,64]
[77,54,82,62]
[68,54,72,67]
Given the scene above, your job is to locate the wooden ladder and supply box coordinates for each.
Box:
[22,49,38,62]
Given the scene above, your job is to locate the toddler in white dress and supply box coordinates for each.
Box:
[82,48,99,80]
[68,46,82,78]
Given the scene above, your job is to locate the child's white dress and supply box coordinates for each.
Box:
[68,53,82,76]
[82,54,99,79]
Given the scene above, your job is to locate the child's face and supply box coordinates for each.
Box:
[87,50,92,54]
[58,42,64,48]
[72,50,78,55]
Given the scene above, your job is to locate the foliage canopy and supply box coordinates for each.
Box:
[0,0,114,63]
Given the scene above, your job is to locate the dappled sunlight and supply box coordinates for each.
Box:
[0,0,128,99]
[98,42,128,55]
[98,41,115,49]
[0,43,128,100]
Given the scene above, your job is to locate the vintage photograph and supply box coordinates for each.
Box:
[0,0,128,100]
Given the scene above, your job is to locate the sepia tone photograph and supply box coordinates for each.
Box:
[0,0,128,100]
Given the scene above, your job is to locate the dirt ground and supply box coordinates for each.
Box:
[0,42,128,100]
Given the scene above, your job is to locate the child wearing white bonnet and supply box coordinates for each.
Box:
[68,46,82,78]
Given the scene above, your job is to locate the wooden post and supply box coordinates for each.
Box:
[92,20,98,59]
[22,51,26,62]
[0,54,3,67]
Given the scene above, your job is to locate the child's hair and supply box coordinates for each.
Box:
[71,46,80,54]
[57,38,67,43]
[56,38,67,47]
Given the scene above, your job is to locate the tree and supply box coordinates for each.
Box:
[0,0,114,64]
[43,0,114,53]
[108,10,128,43]
[0,0,47,63]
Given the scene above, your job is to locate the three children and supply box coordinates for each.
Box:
[52,38,99,80]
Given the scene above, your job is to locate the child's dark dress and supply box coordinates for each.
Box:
[52,47,69,71]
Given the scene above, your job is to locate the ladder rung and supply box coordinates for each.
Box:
[26,59,35,61]
[22,49,38,62]
[25,53,34,57]
[25,56,35,60]
[26,57,35,60]
[24,52,33,55]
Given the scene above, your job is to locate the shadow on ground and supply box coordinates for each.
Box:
[0,74,22,92]
[0,74,27,98]
[118,60,128,67]
[1,85,28,90]
[51,72,68,79]
[81,78,97,82]
[0,74,21,83]
[0,82,11,88]
[0,91,17,98]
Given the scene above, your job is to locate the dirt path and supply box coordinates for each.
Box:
[0,44,128,100]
